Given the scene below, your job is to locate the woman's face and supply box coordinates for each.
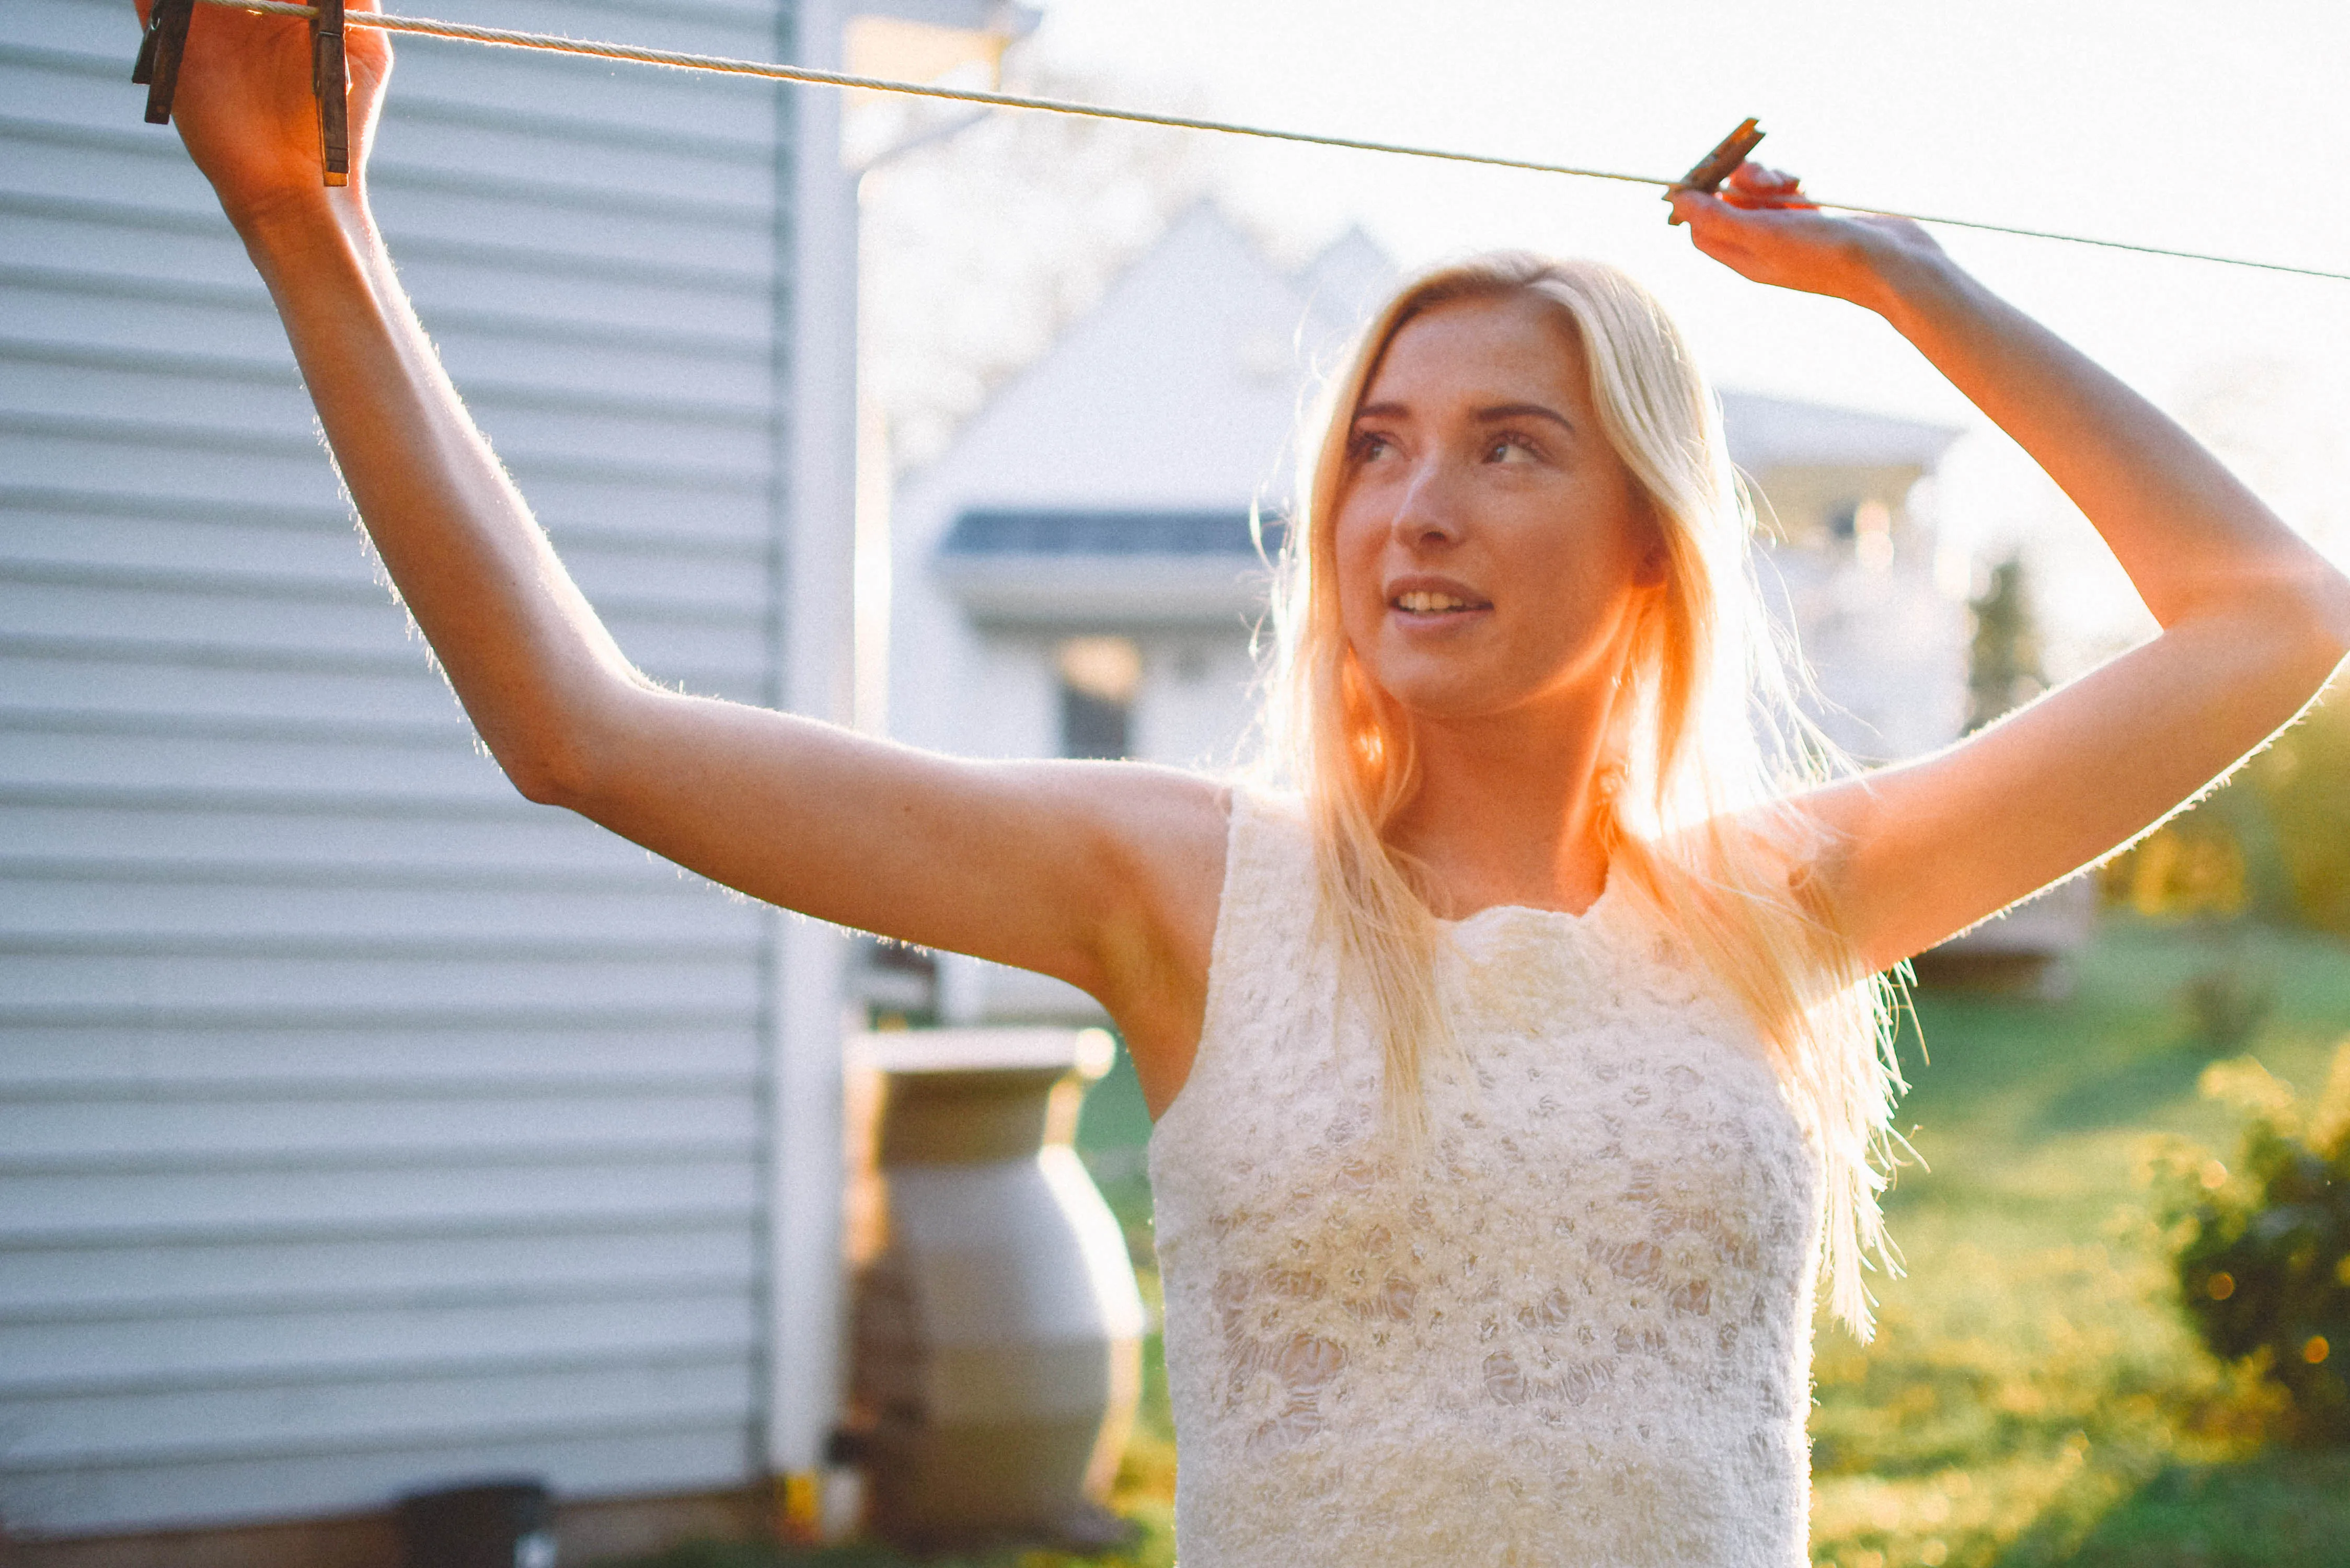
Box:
[1333,290,1663,725]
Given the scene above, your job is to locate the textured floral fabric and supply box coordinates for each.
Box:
[1148,787,1823,1567]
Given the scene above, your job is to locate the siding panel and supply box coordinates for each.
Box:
[0,951,764,1018]
[10,1359,753,1466]
[1,1295,756,1396]
[0,1228,757,1315]
[0,1025,759,1094]
[2,0,797,1538]
[0,802,701,873]
[2,494,773,585]
[0,877,757,947]
[11,1426,755,1539]
[0,582,768,682]
[3,1160,759,1247]
[0,1091,759,1165]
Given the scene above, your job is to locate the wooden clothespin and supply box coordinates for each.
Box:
[133,0,350,186]
[131,0,197,125]
[312,0,350,186]
[1665,118,1765,225]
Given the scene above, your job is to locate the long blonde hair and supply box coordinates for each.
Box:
[1258,252,1909,1338]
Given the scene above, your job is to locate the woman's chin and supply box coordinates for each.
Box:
[1371,667,1536,725]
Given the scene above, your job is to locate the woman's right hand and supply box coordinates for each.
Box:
[135,0,393,231]
[127,0,1232,1115]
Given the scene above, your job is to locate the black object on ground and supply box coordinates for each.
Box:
[397,1478,557,1568]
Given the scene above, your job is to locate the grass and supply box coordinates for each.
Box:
[1803,915,2350,1567]
[595,913,2350,1568]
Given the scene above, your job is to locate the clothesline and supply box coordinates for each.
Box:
[186,0,2350,285]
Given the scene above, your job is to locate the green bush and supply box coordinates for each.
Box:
[2157,1042,2350,1444]
[2176,949,2279,1056]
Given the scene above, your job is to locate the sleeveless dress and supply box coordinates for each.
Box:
[1147,787,1823,1567]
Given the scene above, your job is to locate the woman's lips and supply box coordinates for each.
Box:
[1387,579,1493,620]
[1392,590,1483,613]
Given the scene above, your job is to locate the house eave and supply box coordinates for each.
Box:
[932,554,1274,629]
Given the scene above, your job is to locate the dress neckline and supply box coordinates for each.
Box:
[1438,865,1619,930]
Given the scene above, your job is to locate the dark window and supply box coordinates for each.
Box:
[1061,686,1130,760]
[1056,637,1141,760]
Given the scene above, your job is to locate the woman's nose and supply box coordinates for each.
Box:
[1391,458,1465,546]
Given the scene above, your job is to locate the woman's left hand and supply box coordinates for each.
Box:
[1668,163,1949,314]
[1693,165,2350,981]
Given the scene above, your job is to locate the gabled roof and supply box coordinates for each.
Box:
[899,203,1397,517]
[1719,390,1961,471]
[1294,225,1394,360]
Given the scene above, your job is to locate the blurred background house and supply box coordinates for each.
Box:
[874,204,2041,1025]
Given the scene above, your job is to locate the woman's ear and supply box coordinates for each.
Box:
[1635,518,1672,592]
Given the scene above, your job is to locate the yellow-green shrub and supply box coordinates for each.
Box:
[2157,1044,2350,1444]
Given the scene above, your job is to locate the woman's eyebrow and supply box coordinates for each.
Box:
[1351,400,1574,430]
[1474,402,1574,431]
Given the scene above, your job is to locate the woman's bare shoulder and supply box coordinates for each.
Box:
[1072,758,1232,851]
[1075,763,1234,1112]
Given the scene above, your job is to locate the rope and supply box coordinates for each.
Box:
[189,0,2350,286]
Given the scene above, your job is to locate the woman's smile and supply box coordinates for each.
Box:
[1387,574,1494,625]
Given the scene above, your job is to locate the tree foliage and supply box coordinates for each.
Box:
[1966,553,2046,735]
[2250,682,2350,934]
[2102,682,2350,936]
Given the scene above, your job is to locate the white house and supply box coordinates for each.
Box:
[888,203,1389,774]
[0,0,1009,1556]
[883,205,1970,1024]
[1722,390,1968,765]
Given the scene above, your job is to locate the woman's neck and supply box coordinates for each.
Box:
[1386,697,1618,919]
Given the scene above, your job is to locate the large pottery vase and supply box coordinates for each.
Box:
[846,1028,1144,1548]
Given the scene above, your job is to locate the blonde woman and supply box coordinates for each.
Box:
[156,6,2350,1563]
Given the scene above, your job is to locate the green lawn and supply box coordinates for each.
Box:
[600,913,2350,1568]
[1802,916,2350,1567]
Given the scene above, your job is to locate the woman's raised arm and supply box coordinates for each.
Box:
[1672,167,2350,973]
[143,1,1229,1077]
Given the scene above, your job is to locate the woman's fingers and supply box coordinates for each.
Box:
[1723,160,1815,209]
[1669,185,1872,296]
[131,0,391,223]
[1728,160,1801,190]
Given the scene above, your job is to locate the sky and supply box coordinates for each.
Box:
[865,0,2350,673]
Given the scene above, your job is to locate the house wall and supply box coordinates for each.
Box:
[888,207,1329,771]
[1,0,807,1539]
[1749,463,1968,765]
[886,209,1329,1024]
[1747,462,1929,549]
[1131,636,1260,773]
[927,630,1259,775]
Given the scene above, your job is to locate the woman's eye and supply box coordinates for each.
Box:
[1351,432,1396,462]
[1485,433,1539,463]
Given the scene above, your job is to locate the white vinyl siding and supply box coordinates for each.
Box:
[1,0,802,1538]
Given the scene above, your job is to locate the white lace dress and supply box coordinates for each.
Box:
[1147,788,1823,1567]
